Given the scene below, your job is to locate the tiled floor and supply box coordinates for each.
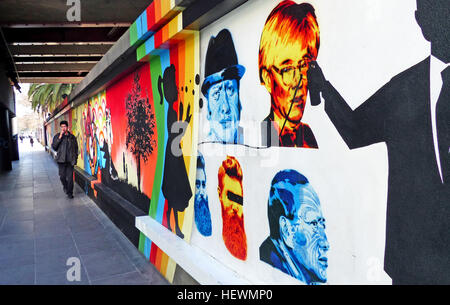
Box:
[0,141,168,285]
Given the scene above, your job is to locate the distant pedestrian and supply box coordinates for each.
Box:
[29,137,34,147]
[52,121,78,199]
[20,136,23,143]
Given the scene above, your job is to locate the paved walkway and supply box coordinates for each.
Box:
[0,141,168,285]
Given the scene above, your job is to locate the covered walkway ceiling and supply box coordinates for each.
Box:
[0,0,152,84]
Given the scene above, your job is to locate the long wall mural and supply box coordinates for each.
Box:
[190,0,449,285]
[44,0,449,285]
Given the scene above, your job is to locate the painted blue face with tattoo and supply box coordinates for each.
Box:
[261,170,329,284]
[281,182,329,283]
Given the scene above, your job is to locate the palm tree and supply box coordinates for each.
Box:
[28,83,74,114]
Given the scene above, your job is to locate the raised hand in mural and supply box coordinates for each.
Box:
[179,101,192,125]
[306,61,327,106]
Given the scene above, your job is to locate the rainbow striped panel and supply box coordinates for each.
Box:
[129,0,180,47]
[136,13,188,62]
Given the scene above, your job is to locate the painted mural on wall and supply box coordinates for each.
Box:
[45,0,448,285]
[191,0,331,285]
[305,0,450,284]
[71,103,85,170]
[192,0,388,285]
[69,28,200,282]
[68,67,159,212]
[105,64,156,217]
[191,146,337,285]
[71,91,119,198]
[44,0,201,285]
[190,0,449,285]
[139,31,200,282]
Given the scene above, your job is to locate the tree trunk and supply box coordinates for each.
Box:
[137,153,141,192]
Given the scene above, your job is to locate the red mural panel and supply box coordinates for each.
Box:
[106,63,158,212]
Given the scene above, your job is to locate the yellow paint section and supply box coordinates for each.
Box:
[160,0,170,18]
[170,13,183,37]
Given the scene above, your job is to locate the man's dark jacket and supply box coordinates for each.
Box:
[323,57,449,284]
[52,132,78,166]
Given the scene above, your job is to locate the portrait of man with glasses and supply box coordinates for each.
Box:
[260,169,329,285]
[259,1,319,148]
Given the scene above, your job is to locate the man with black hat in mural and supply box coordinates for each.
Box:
[201,29,246,144]
[52,120,79,199]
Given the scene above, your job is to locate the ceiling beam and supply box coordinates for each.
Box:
[9,44,112,56]
[19,77,84,84]
[16,63,96,72]
[18,72,89,78]
[13,56,102,63]
[2,27,128,43]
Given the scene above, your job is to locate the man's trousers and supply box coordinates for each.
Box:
[58,162,74,196]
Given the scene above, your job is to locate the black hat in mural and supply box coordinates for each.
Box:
[201,29,246,96]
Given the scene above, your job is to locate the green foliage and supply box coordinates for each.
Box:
[27,83,74,113]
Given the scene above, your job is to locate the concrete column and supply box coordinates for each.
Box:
[0,107,12,171]
[10,116,19,161]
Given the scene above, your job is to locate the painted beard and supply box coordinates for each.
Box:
[221,204,247,260]
[194,195,212,237]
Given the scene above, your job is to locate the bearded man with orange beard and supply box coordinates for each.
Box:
[217,156,247,260]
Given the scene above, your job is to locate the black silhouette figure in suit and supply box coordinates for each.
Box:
[159,64,193,239]
[308,0,449,284]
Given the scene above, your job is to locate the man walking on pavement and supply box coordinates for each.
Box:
[52,120,78,199]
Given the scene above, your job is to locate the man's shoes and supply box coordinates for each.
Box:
[67,193,74,199]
